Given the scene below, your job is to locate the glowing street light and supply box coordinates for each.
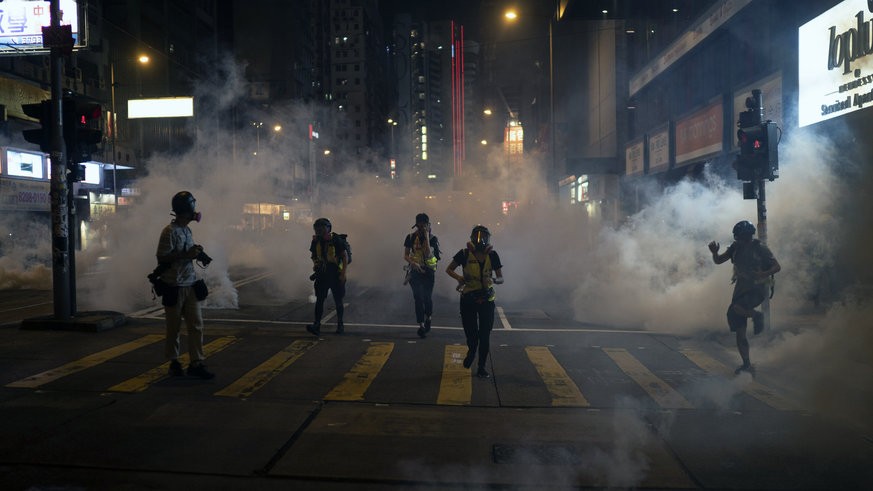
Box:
[483,108,493,116]
[504,9,518,21]
[109,53,151,208]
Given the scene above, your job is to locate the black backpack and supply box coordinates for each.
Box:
[336,233,352,264]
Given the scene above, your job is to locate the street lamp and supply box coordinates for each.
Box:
[251,121,263,155]
[502,5,559,190]
[110,54,150,209]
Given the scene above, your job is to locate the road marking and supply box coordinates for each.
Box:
[324,342,394,401]
[679,348,800,411]
[525,346,589,407]
[437,345,472,405]
[233,271,275,288]
[604,348,693,409]
[214,339,317,398]
[0,301,53,313]
[320,302,350,323]
[106,336,238,393]
[6,335,164,389]
[496,306,512,330]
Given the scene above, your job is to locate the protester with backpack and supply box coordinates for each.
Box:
[306,217,350,336]
[404,213,441,338]
[446,225,504,378]
[708,220,781,376]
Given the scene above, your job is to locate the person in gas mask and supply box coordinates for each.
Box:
[404,213,441,338]
[155,191,214,380]
[708,220,781,376]
[445,225,504,378]
[306,217,350,336]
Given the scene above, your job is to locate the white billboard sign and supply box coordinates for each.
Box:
[799,0,873,127]
[128,97,194,119]
[3,147,46,180]
[0,0,82,55]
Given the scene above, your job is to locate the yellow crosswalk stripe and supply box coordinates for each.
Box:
[215,339,318,398]
[679,348,800,411]
[324,342,394,401]
[604,348,693,409]
[107,336,238,393]
[6,334,164,389]
[525,346,589,407]
[437,345,472,405]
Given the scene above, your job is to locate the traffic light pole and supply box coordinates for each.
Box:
[756,179,770,331]
[48,0,72,321]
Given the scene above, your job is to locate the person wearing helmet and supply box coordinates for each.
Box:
[445,225,504,378]
[155,191,214,380]
[306,217,350,336]
[708,220,781,376]
[404,213,441,338]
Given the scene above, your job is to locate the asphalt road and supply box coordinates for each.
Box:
[0,273,871,490]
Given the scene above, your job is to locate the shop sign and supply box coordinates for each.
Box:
[675,101,723,165]
[799,0,873,126]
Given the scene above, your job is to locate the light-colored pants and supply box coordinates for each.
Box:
[164,285,205,362]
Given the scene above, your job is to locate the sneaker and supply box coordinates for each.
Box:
[335,322,344,335]
[752,312,764,335]
[187,363,215,380]
[417,324,426,338]
[477,367,490,378]
[463,351,475,369]
[734,364,756,377]
[306,323,321,337]
[424,317,432,333]
[168,359,184,377]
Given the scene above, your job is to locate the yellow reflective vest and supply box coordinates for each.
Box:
[461,249,495,300]
[313,233,345,271]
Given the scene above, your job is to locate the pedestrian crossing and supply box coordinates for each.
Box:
[3,335,802,411]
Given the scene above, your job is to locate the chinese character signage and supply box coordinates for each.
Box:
[0,0,81,55]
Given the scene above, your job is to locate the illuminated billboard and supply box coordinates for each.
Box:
[0,0,82,55]
[799,0,873,127]
[128,97,194,119]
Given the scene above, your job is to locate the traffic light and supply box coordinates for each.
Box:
[21,100,52,152]
[62,97,103,180]
[734,90,779,182]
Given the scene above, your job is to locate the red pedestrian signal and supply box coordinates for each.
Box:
[63,97,103,171]
[734,90,779,182]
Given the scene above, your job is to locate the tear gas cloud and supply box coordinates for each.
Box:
[0,58,867,330]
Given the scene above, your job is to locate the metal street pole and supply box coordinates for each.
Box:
[48,0,71,320]
[549,15,556,195]
[757,179,770,331]
[110,61,118,209]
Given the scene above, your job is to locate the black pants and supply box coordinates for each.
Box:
[727,285,766,331]
[314,273,345,325]
[408,269,435,323]
[460,295,495,369]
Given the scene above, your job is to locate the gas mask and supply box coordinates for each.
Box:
[471,227,490,251]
